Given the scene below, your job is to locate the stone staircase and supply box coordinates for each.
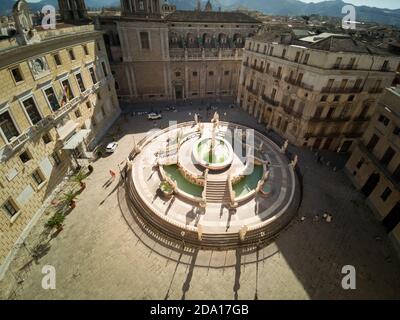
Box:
[206,179,231,204]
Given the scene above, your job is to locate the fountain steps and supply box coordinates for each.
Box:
[206,180,230,203]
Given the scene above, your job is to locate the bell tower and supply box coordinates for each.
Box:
[58,0,89,23]
[121,0,162,17]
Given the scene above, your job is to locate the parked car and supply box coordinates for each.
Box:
[147,113,162,120]
[106,142,118,153]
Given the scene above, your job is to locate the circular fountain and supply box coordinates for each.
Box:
[123,113,300,249]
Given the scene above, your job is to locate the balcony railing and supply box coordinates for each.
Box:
[284,77,314,91]
[310,116,351,122]
[353,116,371,122]
[272,72,282,80]
[169,48,240,61]
[321,87,362,94]
[282,105,302,118]
[261,95,279,107]
[368,88,383,94]
[246,86,259,95]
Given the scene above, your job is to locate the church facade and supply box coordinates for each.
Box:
[97,0,261,103]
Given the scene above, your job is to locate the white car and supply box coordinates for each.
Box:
[106,142,118,153]
[147,113,162,120]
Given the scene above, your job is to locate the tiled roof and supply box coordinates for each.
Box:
[165,10,261,24]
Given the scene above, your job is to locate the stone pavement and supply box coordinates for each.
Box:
[1,102,400,300]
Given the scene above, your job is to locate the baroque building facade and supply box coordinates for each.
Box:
[346,87,400,249]
[97,0,261,102]
[0,0,120,274]
[238,32,400,152]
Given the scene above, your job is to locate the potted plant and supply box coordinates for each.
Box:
[88,165,94,174]
[74,170,86,190]
[46,212,65,231]
[159,181,174,198]
[63,191,77,209]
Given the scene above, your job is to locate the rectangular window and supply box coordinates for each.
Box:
[366,134,379,151]
[89,67,97,84]
[11,67,24,83]
[0,111,19,142]
[348,57,356,69]
[192,71,198,77]
[74,109,82,118]
[224,70,230,76]
[378,114,390,126]
[209,71,214,76]
[382,60,389,71]
[326,107,335,119]
[52,152,61,166]
[294,51,300,62]
[42,133,52,144]
[19,150,32,163]
[2,200,18,217]
[86,101,92,109]
[380,147,395,167]
[314,106,323,119]
[303,53,310,65]
[53,53,62,66]
[140,32,150,49]
[68,49,76,61]
[31,169,44,185]
[326,79,334,89]
[393,164,400,183]
[334,57,342,68]
[44,87,60,111]
[22,97,42,125]
[354,79,362,89]
[356,158,364,169]
[61,79,74,102]
[381,188,392,201]
[83,45,89,55]
[96,41,101,51]
[101,62,108,77]
[75,73,86,92]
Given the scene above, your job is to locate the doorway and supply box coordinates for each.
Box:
[361,172,380,198]
[382,202,400,232]
[313,138,322,150]
[323,138,333,150]
[339,140,352,153]
[175,86,183,99]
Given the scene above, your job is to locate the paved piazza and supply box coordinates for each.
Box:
[1,101,400,299]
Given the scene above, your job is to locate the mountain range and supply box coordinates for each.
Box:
[1,0,400,27]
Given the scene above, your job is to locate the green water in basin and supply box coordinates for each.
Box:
[197,139,229,164]
[163,165,203,197]
[233,164,264,197]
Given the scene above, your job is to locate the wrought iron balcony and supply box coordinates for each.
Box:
[321,87,362,94]
[261,94,279,107]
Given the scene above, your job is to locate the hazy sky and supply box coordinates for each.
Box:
[26,0,400,9]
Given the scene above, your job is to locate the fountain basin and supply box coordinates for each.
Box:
[192,137,234,171]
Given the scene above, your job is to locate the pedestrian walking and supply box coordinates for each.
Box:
[109,170,116,180]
